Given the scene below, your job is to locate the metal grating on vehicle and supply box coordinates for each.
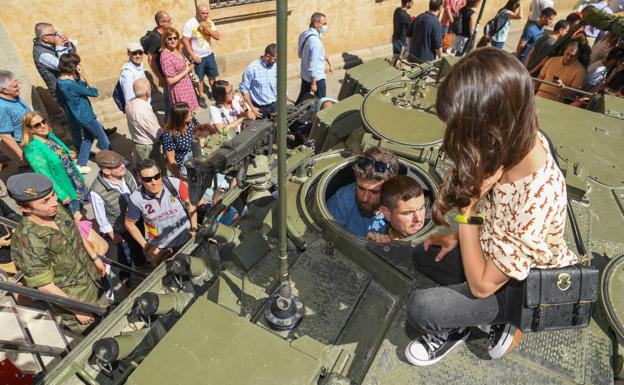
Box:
[209,0,273,9]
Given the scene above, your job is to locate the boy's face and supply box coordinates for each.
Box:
[381,195,426,238]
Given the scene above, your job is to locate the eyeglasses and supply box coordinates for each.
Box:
[141,173,161,183]
[166,36,178,41]
[355,156,391,174]
[130,50,144,56]
[31,118,47,129]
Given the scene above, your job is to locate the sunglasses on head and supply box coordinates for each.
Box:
[32,118,47,129]
[355,156,390,174]
[141,173,161,183]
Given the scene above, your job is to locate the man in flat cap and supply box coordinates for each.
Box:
[8,173,108,334]
[90,150,144,290]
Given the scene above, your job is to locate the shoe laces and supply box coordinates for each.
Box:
[488,324,502,348]
[422,332,449,352]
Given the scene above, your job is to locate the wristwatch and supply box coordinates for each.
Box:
[190,227,198,232]
[454,214,484,225]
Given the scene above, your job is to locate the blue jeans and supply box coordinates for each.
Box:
[76,119,110,166]
[194,53,219,81]
[492,40,505,49]
[296,78,326,105]
[392,38,407,55]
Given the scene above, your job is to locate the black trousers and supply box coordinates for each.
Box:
[407,244,512,333]
[295,78,326,104]
[106,227,146,282]
[252,100,277,118]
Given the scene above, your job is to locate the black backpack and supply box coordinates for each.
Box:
[112,80,125,113]
[450,10,464,35]
[484,10,510,37]
[140,30,164,78]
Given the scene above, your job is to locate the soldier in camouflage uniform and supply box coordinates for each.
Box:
[8,173,108,334]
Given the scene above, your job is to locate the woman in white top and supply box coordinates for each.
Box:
[490,0,522,49]
[209,80,255,135]
[403,48,577,366]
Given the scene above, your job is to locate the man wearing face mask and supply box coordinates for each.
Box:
[240,43,278,119]
[296,12,333,104]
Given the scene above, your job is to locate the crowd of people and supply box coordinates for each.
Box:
[0,3,340,337]
[395,0,624,104]
[0,0,592,370]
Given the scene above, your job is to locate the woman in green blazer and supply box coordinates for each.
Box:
[21,111,88,218]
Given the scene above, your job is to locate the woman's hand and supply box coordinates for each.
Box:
[93,258,107,277]
[69,150,77,160]
[62,197,71,205]
[186,63,195,74]
[424,232,459,262]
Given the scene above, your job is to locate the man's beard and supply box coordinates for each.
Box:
[356,201,379,217]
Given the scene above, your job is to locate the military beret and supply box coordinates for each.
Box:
[95,150,125,168]
[7,173,54,203]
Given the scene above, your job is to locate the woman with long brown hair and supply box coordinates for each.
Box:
[159,27,199,112]
[404,47,577,366]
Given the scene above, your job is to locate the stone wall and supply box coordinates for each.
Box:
[0,0,580,99]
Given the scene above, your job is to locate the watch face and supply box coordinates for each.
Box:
[468,216,484,225]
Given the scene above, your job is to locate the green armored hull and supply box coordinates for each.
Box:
[35,56,623,385]
[36,7,624,383]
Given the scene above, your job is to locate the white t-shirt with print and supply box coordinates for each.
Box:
[209,94,247,133]
[182,17,217,57]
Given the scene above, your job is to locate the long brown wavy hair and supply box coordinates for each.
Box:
[432,47,537,225]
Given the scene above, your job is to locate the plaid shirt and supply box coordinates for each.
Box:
[240,58,277,106]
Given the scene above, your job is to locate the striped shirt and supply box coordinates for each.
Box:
[240,58,277,106]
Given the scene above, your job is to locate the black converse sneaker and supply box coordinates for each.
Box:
[405,327,470,366]
[487,324,523,359]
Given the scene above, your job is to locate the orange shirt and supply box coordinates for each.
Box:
[537,56,586,102]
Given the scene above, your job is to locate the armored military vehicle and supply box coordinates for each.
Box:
[3,5,624,385]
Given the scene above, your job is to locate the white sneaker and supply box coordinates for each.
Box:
[487,324,523,359]
[405,327,470,366]
[76,165,92,174]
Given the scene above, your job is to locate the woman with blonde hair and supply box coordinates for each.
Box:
[22,111,88,218]
[159,27,199,111]
[404,47,577,366]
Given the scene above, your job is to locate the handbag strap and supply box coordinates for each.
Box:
[538,130,587,259]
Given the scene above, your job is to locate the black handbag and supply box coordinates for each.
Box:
[506,263,599,332]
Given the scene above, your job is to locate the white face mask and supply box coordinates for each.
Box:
[321,25,328,34]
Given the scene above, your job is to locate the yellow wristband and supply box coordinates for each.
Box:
[454,214,484,225]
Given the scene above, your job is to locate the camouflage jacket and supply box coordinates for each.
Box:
[11,206,102,313]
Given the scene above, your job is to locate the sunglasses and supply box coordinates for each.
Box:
[32,118,47,129]
[166,36,178,41]
[130,50,144,56]
[141,173,161,183]
[355,156,390,174]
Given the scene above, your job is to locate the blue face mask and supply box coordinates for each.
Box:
[321,25,328,34]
